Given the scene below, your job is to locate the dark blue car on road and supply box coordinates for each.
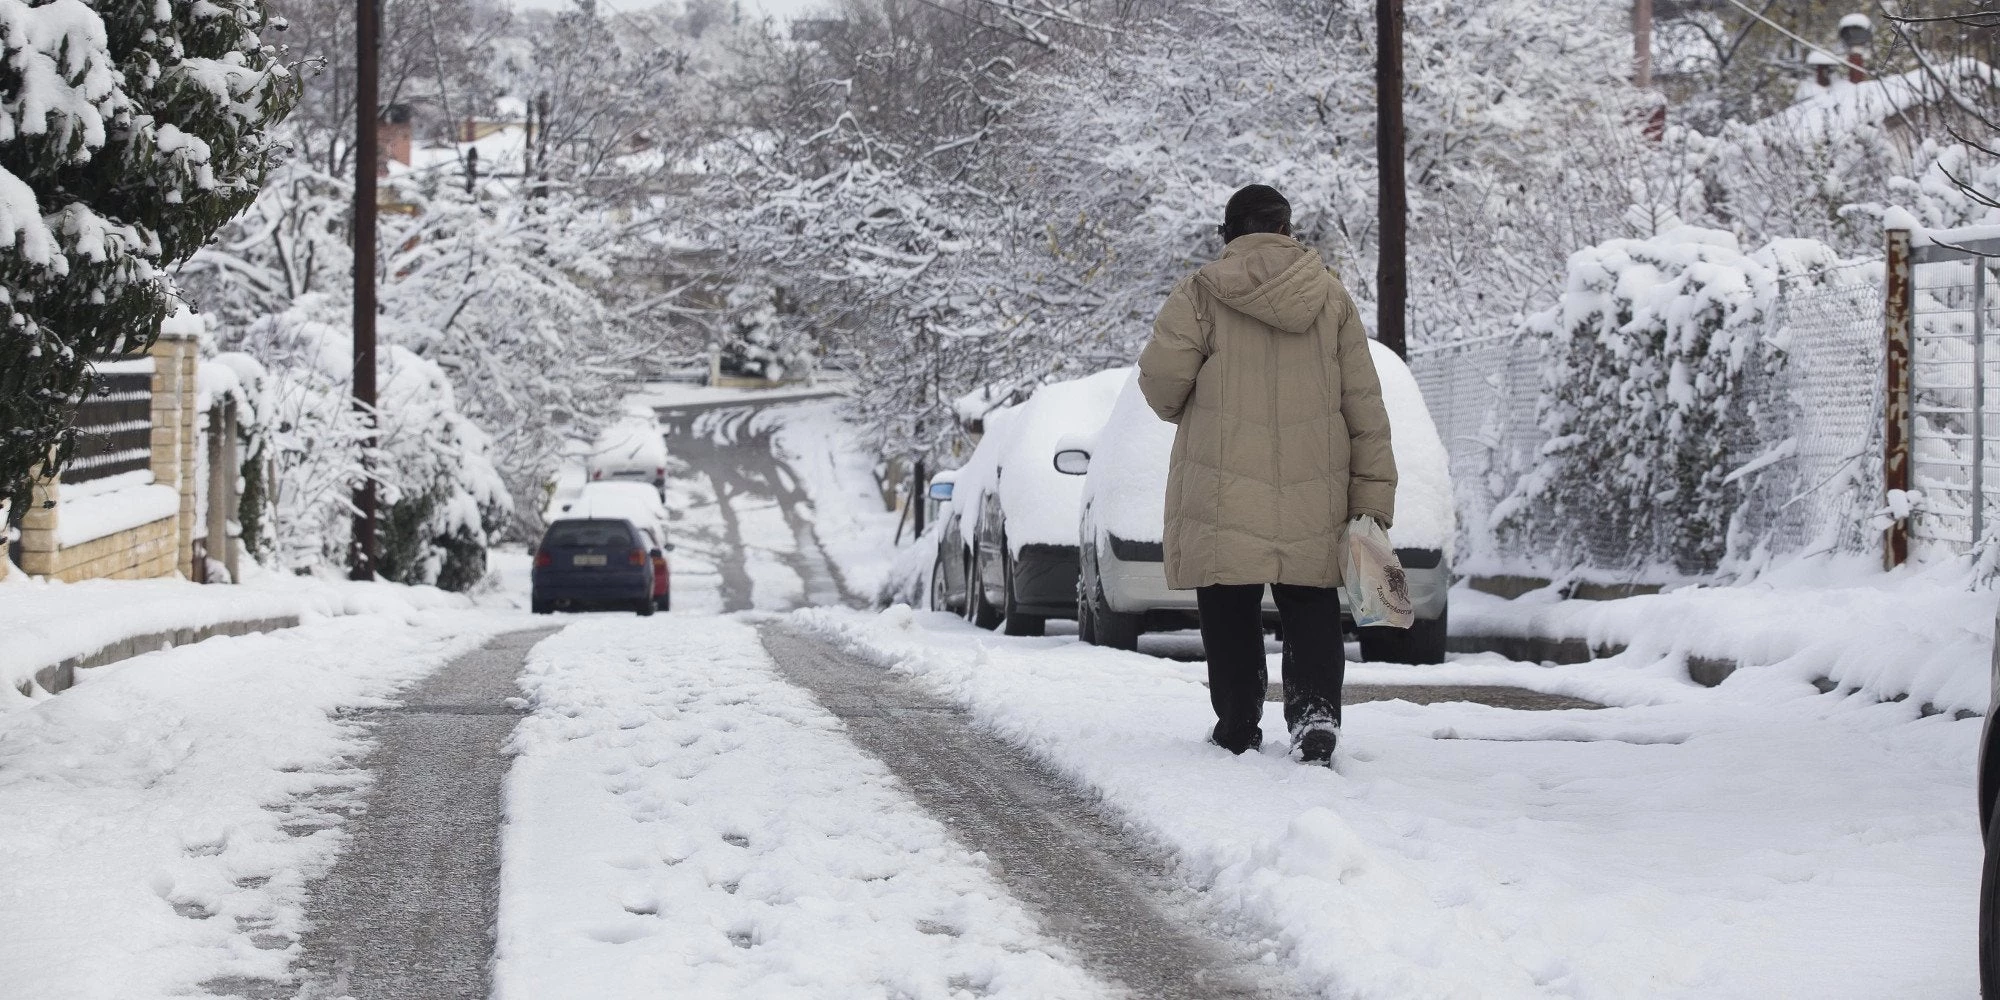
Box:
[531,518,656,615]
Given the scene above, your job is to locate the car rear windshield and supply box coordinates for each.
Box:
[542,520,634,549]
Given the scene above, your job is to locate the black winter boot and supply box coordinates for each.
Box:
[1296,725,1338,766]
[1209,722,1263,755]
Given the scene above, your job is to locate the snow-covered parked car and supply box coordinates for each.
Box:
[936,369,1129,635]
[921,470,966,614]
[1060,342,1454,662]
[587,418,669,499]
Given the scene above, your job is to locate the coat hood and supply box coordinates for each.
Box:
[1193,233,1335,334]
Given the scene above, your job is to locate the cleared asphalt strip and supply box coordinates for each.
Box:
[285,627,557,1000]
[759,622,1307,1000]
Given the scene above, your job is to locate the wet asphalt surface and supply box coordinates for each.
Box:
[222,398,1595,999]
[274,628,556,1000]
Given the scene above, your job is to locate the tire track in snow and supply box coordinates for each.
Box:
[283,627,558,1000]
[660,403,860,613]
[759,623,1306,1000]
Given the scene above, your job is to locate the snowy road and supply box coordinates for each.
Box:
[655,402,861,613]
[0,397,1980,999]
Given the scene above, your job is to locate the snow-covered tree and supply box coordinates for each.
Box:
[0,0,295,523]
[219,294,508,588]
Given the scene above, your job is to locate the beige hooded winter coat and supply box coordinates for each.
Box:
[1137,232,1397,590]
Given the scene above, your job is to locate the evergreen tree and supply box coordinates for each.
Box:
[0,0,295,523]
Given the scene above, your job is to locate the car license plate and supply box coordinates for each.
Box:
[572,554,607,566]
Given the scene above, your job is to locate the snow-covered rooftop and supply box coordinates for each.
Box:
[1765,58,1997,141]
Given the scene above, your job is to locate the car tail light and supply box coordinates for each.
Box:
[534,550,551,568]
[628,549,646,566]
[655,467,665,478]
[591,470,601,480]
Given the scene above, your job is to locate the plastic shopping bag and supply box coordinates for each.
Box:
[1342,516,1413,629]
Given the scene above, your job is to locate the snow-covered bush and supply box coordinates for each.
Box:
[220,296,508,588]
[721,283,814,381]
[1496,228,1851,575]
[0,0,295,521]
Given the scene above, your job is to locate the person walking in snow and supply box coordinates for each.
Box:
[1136,184,1397,765]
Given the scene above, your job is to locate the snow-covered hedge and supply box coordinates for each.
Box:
[1497,228,1853,576]
[219,296,509,590]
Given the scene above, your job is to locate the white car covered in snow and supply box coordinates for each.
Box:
[1059,342,1454,662]
[587,419,669,499]
[929,369,1130,635]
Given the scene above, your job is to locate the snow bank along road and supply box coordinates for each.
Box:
[0,397,1980,999]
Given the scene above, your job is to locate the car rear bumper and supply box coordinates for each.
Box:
[1011,544,1081,618]
[533,569,651,606]
[1097,540,1450,622]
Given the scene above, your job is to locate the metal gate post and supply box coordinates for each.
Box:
[1884,229,1915,569]
[1974,259,1987,548]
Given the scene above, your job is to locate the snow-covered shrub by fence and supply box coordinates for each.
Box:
[217,296,509,589]
[1414,228,1884,580]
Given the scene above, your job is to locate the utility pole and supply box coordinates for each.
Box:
[1634,0,1653,89]
[1375,0,1407,359]
[350,0,379,581]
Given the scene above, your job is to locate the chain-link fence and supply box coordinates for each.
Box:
[1409,262,1886,578]
[1745,269,1887,561]
[1407,333,1543,567]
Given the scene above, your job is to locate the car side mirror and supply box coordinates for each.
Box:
[928,480,955,502]
[1053,449,1090,476]
[664,543,676,552]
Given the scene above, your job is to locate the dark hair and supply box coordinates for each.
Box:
[1218,184,1291,243]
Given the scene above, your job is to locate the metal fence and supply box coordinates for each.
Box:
[1907,248,2000,560]
[1407,332,1543,565]
[68,357,154,484]
[1409,263,1887,577]
[1747,270,1887,561]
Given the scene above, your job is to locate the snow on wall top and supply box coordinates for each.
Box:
[1082,343,1454,553]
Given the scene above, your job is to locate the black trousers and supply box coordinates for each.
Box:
[1196,583,1345,746]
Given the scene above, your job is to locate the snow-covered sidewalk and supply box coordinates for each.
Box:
[1455,555,1995,714]
[0,564,477,704]
[495,614,1111,998]
[797,605,1980,999]
[0,606,519,999]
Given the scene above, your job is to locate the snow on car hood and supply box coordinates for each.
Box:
[1084,342,1454,554]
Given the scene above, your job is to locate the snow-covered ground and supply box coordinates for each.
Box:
[495,614,1112,998]
[4,390,1985,1000]
[0,561,477,705]
[1456,554,1996,714]
[0,606,519,999]
[759,399,902,600]
[794,605,1981,999]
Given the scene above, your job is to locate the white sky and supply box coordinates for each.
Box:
[510,0,832,18]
